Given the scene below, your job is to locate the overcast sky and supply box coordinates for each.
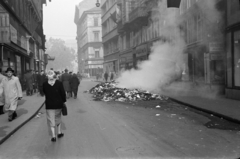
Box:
[43,0,83,41]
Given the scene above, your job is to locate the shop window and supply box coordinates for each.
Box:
[234,30,240,87]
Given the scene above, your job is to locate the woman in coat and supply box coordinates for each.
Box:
[70,73,80,99]
[43,70,66,142]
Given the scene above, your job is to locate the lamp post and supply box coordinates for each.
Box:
[96,0,100,7]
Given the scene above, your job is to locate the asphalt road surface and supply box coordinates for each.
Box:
[0,79,240,159]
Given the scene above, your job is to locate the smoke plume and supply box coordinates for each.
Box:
[116,0,223,94]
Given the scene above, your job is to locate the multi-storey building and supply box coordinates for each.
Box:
[0,0,50,85]
[179,0,225,92]
[101,0,119,74]
[75,7,103,76]
[117,0,160,71]
[102,0,225,93]
[225,0,240,99]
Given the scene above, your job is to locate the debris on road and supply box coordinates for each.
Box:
[88,81,168,102]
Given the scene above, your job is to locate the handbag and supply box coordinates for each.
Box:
[62,103,67,116]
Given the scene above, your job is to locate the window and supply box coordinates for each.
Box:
[94,17,98,26]
[95,50,100,58]
[197,13,203,41]
[93,31,99,41]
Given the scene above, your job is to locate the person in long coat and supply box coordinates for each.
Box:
[61,69,71,98]
[43,70,66,142]
[37,70,47,96]
[24,70,34,96]
[0,70,7,115]
[70,73,80,99]
[104,72,108,82]
[3,67,23,122]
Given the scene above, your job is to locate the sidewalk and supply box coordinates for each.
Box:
[0,92,45,145]
[163,86,240,124]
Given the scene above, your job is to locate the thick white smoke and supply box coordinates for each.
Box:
[116,0,222,94]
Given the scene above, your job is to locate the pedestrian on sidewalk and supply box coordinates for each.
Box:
[43,70,66,142]
[37,70,47,96]
[104,71,108,82]
[0,69,6,115]
[24,70,34,96]
[70,73,80,99]
[3,68,23,122]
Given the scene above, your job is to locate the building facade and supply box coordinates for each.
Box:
[225,0,240,99]
[0,0,50,88]
[101,0,119,74]
[75,7,103,77]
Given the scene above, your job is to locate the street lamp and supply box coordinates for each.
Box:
[96,0,100,7]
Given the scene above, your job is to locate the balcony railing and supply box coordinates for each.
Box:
[129,6,148,22]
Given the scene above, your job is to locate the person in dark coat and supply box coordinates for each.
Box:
[69,72,73,97]
[61,69,71,98]
[43,70,66,142]
[70,73,80,99]
[32,71,38,93]
[104,72,108,82]
[37,70,47,96]
[24,70,34,96]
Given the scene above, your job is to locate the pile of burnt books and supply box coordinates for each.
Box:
[89,81,166,102]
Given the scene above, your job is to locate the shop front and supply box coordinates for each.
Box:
[119,48,134,71]
[226,26,240,99]
[133,43,150,69]
[103,59,117,73]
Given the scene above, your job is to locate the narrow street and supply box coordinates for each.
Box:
[0,80,240,159]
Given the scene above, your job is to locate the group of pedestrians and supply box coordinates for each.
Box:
[23,70,47,97]
[103,71,116,82]
[59,69,81,99]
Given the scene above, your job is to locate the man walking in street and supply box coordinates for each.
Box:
[3,67,22,122]
[61,69,71,98]
[32,71,38,94]
[104,71,108,82]
[70,73,80,99]
[37,70,47,96]
[24,70,34,96]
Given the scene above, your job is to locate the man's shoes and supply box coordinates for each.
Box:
[57,133,64,138]
[8,116,12,122]
[51,137,56,142]
[12,111,17,120]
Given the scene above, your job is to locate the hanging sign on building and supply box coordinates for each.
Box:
[10,25,17,44]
